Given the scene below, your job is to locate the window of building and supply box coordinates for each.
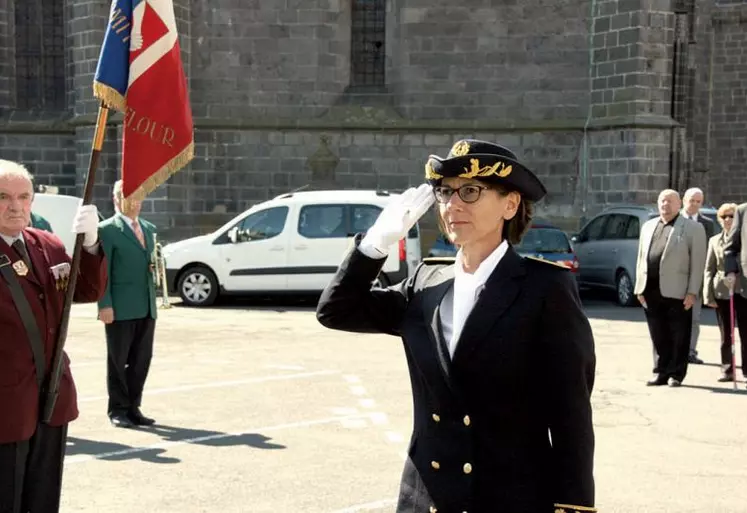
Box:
[14,0,66,110]
[350,0,386,87]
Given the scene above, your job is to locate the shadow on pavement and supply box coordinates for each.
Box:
[171,294,320,313]
[65,437,181,464]
[680,384,747,395]
[66,424,286,463]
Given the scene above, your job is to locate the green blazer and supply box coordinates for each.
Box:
[30,212,53,232]
[97,214,158,321]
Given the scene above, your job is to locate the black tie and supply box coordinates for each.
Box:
[11,239,33,272]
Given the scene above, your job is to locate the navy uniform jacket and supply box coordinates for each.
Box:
[317,237,597,513]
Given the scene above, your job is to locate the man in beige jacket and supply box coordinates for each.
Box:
[635,189,707,387]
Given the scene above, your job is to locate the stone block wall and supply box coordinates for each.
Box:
[694,1,747,205]
[2,0,747,242]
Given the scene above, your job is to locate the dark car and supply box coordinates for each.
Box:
[515,223,579,273]
[427,224,580,277]
[427,234,458,257]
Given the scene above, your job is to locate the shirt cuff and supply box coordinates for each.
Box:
[83,242,100,255]
[358,239,388,260]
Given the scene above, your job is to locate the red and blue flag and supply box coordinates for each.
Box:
[94,0,193,202]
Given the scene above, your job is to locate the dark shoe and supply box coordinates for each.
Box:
[688,355,704,364]
[128,408,156,426]
[668,377,682,387]
[718,374,734,383]
[646,375,668,386]
[110,412,135,428]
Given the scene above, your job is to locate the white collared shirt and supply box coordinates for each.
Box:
[119,213,141,233]
[441,240,509,357]
[0,232,24,248]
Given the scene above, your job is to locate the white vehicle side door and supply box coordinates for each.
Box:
[286,203,355,291]
[219,206,291,292]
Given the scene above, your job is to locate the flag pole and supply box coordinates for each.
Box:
[730,290,737,391]
[41,102,110,423]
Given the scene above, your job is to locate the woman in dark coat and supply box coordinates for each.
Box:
[316,140,597,513]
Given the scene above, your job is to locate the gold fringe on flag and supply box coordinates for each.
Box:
[93,82,127,113]
[125,140,195,203]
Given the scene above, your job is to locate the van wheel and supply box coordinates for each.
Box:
[178,266,219,307]
[373,273,390,289]
[615,270,635,307]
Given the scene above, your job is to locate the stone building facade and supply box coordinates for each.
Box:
[0,0,745,242]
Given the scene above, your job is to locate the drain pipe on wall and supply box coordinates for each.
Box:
[579,0,597,227]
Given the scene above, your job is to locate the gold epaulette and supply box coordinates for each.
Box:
[422,257,456,265]
[554,504,597,513]
[525,255,570,269]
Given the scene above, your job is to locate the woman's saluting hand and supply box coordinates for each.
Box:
[361,183,434,256]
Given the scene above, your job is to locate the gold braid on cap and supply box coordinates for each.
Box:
[450,140,470,157]
[425,160,443,180]
[460,158,512,179]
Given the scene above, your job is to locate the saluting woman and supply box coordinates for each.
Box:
[317,140,597,513]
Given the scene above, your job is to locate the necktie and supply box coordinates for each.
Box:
[131,220,145,247]
[12,239,33,272]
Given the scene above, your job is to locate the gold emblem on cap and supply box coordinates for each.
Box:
[460,158,512,179]
[450,140,470,157]
[425,159,443,180]
[12,260,29,277]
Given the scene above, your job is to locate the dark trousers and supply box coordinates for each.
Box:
[644,280,693,382]
[715,294,747,377]
[105,317,155,417]
[0,423,67,513]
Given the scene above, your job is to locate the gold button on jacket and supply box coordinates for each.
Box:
[463,463,473,474]
[431,460,441,470]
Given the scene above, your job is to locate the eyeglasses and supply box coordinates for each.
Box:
[720,214,734,219]
[433,184,491,204]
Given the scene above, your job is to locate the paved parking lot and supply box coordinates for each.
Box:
[60,294,747,513]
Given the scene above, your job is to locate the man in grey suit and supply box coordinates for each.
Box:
[681,187,715,365]
[724,202,747,388]
[635,189,707,387]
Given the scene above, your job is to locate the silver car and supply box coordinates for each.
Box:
[571,205,659,306]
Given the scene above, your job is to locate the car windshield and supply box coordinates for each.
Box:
[515,228,571,254]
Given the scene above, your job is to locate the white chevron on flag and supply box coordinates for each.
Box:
[128,0,178,88]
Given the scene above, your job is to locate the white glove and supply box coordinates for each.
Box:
[360,183,435,258]
[73,204,99,248]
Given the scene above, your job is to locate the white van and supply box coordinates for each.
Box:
[162,190,423,306]
[30,192,106,256]
[31,192,84,255]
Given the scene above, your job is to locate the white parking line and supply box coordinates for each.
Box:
[64,414,378,465]
[385,431,404,443]
[358,398,376,409]
[369,412,388,425]
[350,385,367,396]
[78,370,340,402]
[327,498,398,513]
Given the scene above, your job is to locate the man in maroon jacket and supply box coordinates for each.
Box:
[0,159,107,513]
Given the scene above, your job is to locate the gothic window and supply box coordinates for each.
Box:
[350,0,386,87]
[14,0,66,110]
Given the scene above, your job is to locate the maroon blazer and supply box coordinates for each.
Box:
[0,228,107,444]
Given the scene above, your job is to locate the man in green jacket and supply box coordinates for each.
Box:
[30,211,53,232]
[97,180,158,428]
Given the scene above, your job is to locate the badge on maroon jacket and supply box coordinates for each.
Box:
[12,260,28,277]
